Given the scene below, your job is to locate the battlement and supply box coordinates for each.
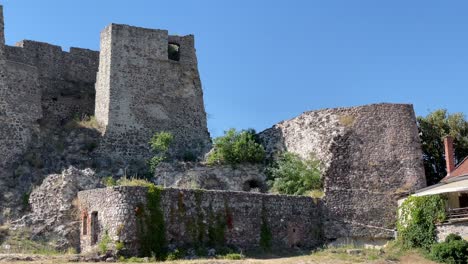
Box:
[5,40,98,82]
[100,23,197,65]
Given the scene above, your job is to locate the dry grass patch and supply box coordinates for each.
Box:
[65,115,101,131]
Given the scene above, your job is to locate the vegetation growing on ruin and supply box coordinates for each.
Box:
[418,109,468,185]
[65,115,101,131]
[135,184,167,260]
[339,114,355,127]
[397,195,446,250]
[193,190,206,246]
[102,176,155,187]
[259,204,272,251]
[206,128,265,165]
[207,204,227,247]
[98,230,111,254]
[267,152,322,196]
[148,131,174,173]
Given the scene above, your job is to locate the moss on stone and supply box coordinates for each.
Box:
[136,185,167,260]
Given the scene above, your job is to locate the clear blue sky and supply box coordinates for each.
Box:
[2,0,467,137]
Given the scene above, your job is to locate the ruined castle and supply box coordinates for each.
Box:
[0,5,427,255]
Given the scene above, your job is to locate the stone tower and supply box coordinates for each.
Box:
[95,24,211,162]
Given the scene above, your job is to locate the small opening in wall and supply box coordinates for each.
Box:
[52,97,58,102]
[243,179,262,192]
[168,43,180,61]
[82,214,88,235]
[91,211,98,245]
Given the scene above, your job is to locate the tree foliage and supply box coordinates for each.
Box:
[206,128,265,165]
[267,152,322,196]
[418,109,468,185]
[430,234,468,264]
[397,195,446,250]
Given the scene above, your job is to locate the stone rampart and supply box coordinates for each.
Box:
[78,186,322,255]
[259,103,426,241]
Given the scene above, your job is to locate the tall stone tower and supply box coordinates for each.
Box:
[95,24,211,163]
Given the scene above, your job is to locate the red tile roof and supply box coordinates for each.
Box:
[442,157,468,182]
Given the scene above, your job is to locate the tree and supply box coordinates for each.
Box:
[267,152,322,196]
[418,109,468,185]
[206,128,265,165]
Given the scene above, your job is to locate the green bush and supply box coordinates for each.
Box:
[447,234,464,243]
[222,253,245,260]
[166,249,184,260]
[98,230,111,254]
[397,195,447,250]
[430,234,468,264]
[148,131,174,173]
[206,128,265,165]
[115,241,125,251]
[102,176,117,187]
[267,152,322,195]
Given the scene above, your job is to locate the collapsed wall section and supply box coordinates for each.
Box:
[4,41,99,125]
[95,24,211,162]
[78,187,322,254]
[258,103,426,241]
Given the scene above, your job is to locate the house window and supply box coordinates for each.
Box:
[91,212,98,245]
[82,214,88,235]
[168,43,180,61]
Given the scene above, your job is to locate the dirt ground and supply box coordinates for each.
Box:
[0,252,437,264]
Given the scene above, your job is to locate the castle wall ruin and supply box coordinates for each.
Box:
[95,24,211,162]
[78,186,322,255]
[0,6,42,181]
[0,6,100,222]
[259,103,426,242]
[5,41,99,126]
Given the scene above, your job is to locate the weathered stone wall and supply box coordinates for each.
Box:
[5,41,99,125]
[78,187,322,255]
[436,222,468,242]
[0,60,41,169]
[13,167,100,250]
[258,103,426,241]
[0,6,43,223]
[154,162,267,192]
[0,7,99,223]
[95,24,211,162]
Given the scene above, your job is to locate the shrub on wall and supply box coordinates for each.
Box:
[148,131,174,173]
[267,152,322,196]
[206,128,265,165]
[397,195,446,250]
